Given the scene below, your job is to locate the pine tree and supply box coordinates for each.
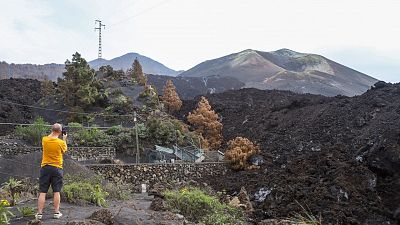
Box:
[187,96,223,150]
[162,80,182,113]
[131,58,147,86]
[41,76,55,96]
[58,52,100,108]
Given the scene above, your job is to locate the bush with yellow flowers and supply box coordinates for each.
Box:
[0,199,14,225]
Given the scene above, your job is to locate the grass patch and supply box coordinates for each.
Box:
[289,201,323,225]
[63,182,108,207]
[62,174,131,206]
[1,178,23,206]
[0,202,14,225]
[103,183,131,201]
[17,206,35,217]
[164,187,245,225]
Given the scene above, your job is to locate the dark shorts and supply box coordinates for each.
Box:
[39,165,63,193]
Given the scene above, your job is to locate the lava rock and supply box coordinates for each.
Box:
[394,206,400,221]
[27,220,43,225]
[373,81,388,89]
[257,219,292,225]
[88,209,114,225]
[150,197,167,211]
[248,154,265,166]
[65,220,105,225]
[238,187,254,214]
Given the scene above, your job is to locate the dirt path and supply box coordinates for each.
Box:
[9,194,185,225]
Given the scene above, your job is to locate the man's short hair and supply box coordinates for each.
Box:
[51,123,62,133]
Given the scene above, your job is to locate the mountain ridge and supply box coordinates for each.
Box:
[0,48,380,96]
[0,52,179,81]
[88,52,180,76]
[179,48,379,96]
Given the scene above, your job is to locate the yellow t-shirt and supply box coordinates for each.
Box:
[41,136,67,168]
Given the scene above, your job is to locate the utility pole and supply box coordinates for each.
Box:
[94,20,106,59]
[134,111,140,163]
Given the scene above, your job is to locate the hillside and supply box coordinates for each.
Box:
[0,61,64,81]
[178,82,400,224]
[0,79,43,133]
[1,77,400,223]
[89,52,180,76]
[0,53,179,81]
[180,49,379,96]
[147,74,244,99]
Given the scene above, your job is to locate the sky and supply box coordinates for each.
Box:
[0,0,399,82]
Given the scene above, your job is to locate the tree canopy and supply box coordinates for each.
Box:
[129,58,147,86]
[162,80,182,113]
[58,52,102,108]
[187,96,223,150]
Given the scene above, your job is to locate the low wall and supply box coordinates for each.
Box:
[87,162,229,190]
[0,147,116,161]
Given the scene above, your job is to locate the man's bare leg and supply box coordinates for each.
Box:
[53,192,61,213]
[37,193,46,214]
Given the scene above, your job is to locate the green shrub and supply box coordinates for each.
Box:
[107,89,132,114]
[202,210,246,225]
[105,124,147,138]
[136,123,149,138]
[139,85,159,109]
[17,206,35,217]
[63,182,108,207]
[69,124,112,147]
[105,125,124,135]
[114,95,130,108]
[164,187,245,225]
[0,203,14,225]
[146,117,184,146]
[15,117,49,145]
[110,89,124,96]
[1,178,23,206]
[109,125,147,153]
[103,183,131,201]
[146,117,200,147]
[66,106,94,124]
[68,122,84,129]
[64,174,130,202]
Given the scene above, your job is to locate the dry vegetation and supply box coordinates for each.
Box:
[162,79,182,113]
[187,96,223,150]
[224,137,260,170]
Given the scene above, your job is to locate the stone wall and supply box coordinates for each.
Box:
[87,162,229,190]
[0,147,116,161]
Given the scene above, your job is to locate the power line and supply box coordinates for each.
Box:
[0,122,52,127]
[109,0,172,27]
[0,99,143,119]
[110,0,144,15]
[0,122,133,130]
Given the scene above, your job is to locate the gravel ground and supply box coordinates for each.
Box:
[9,194,189,225]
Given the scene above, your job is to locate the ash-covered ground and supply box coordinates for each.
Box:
[179,82,400,224]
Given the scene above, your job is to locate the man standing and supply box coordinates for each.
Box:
[35,123,67,220]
